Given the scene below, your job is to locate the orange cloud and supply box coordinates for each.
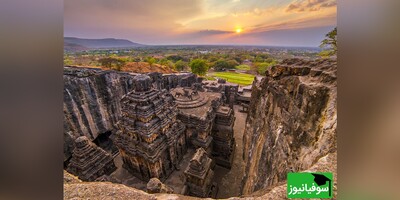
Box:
[286,0,337,12]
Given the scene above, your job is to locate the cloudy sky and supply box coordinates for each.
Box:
[64,0,336,47]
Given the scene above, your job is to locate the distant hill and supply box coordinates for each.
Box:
[64,42,89,52]
[64,37,144,50]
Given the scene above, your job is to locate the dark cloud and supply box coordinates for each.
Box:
[286,0,336,12]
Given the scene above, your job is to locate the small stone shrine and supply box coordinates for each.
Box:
[184,148,218,198]
[67,136,116,181]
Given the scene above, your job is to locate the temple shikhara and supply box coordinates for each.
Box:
[112,75,187,181]
[184,148,217,198]
[67,136,116,181]
[63,68,252,198]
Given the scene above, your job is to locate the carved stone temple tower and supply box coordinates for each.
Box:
[67,136,116,181]
[184,148,218,198]
[113,75,187,181]
[211,105,236,168]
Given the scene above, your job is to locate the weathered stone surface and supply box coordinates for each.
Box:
[64,170,82,184]
[241,58,337,195]
[147,178,174,194]
[171,88,222,154]
[184,148,217,198]
[63,67,135,162]
[113,75,187,182]
[202,80,239,106]
[211,106,236,168]
[64,151,336,199]
[67,136,117,181]
[63,67,198,164]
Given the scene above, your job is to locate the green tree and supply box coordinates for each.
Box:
[98,57,115,68]
[166,55,184,62]
[63,56,74,66]
[175,60,188,71]
[98,57,126,71]
[159,58,169,66]
[144,57,156,66]
[190,59,208,76]
[256,60,277,75]
[227,59,239,68]
[166,60,175,70]
[213,59,229,71]
[319,27,337,57]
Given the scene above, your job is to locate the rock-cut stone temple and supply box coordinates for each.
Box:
[66,136,116,181]
[112,74,187,182]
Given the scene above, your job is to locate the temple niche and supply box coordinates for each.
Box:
[184,148,218,198]
[67,136,116,181]
[112,74,187,182]
[211,105,236,168]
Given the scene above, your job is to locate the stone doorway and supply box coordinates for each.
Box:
[93,131,119,157]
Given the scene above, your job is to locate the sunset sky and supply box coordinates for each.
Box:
[64,0,336,47]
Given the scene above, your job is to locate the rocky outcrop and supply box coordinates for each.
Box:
[64,151,336,199]
[63,67,135,162]
[241,58,337,195]
[147,178,174,194]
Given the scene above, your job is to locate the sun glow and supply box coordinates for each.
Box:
[236,28,242,33]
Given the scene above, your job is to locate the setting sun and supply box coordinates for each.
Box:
[236,28,242,33]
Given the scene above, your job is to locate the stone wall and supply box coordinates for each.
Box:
[240,58,337,195]
[63,67,135,162]
[63,67,198,163]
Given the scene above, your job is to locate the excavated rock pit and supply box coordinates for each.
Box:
[63,58,337,199]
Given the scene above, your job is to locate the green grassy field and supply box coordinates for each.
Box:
[235,64,251,70]
[211,72,255,85]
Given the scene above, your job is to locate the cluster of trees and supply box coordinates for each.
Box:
[255,58,277,75]
[98,57,126,71]
[143,56,189,71]
[189,59,208,75]
[319,27,337,57]
[212,59,239,71]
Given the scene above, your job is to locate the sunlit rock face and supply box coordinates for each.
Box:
[241,58,337,195]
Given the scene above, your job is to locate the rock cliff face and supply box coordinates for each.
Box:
[241,58,337,195]
[63,67,135,162]
[63,67,198,163]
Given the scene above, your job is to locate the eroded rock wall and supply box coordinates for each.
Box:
[241,58,337,195]
[63,67,135,161]
[63,67,199,162]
